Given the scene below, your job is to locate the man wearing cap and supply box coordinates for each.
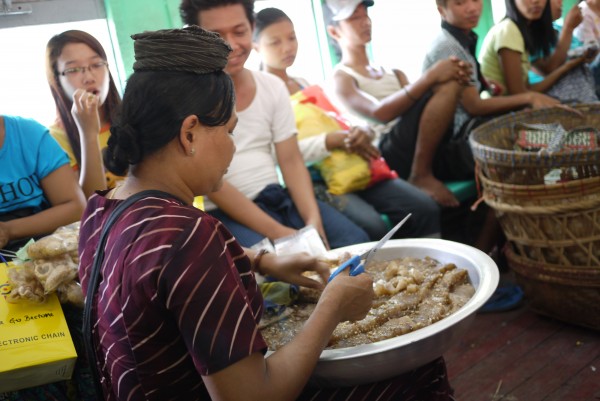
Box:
[327,0,375,20]
[325,0,474,208]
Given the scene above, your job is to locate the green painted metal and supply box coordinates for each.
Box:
[102,0,505,89]
[563,0,579,18]
[474,0,494,57]
[445,180,477,203]
[103,0,180,87]
[312,0,334,77]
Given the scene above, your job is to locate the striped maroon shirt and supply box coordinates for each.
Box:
[80,193,454,400]
[79,192,267,401]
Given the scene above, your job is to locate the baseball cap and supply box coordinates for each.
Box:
[325,0,374,22]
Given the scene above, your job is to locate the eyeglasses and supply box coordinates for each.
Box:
[59,61,108,77]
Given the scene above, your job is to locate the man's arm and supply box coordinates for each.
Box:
[333,58,470,124]
[332,67,416,124]
[275,136,328,247]
[207,181,296,240]
[460,85,560,115]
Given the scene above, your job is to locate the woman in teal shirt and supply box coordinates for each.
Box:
[0,115,85,252]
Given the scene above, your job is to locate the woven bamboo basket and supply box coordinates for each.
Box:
[471,105,600,328]
[478,173,600,265]
[469,104,600,185]
[506,248,600,331]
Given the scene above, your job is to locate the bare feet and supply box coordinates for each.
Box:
[409,174,459,207]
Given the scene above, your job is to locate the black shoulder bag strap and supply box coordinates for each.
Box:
[82,190,182,399]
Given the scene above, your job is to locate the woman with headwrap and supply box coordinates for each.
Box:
[77,26,373,401]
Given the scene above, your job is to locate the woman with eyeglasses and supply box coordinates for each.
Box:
[45,30,123,198]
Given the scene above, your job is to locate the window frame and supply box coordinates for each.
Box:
[0,0,106,29]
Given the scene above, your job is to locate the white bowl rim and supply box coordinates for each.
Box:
[315,238,500,361]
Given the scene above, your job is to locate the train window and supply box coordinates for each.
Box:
[249,1,444,87]
[0,19,121,125]
[491,1,506,23]
[368,2,440,82]
[0,0,499,125]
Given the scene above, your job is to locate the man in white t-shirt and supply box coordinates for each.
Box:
[180,0,369,248]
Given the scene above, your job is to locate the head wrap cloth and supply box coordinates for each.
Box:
[131,26,232,74]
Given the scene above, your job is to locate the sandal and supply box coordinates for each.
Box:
[479,284,524,313]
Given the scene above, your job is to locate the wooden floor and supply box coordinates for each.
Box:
[440,205,600,400]
[444,291,600,401]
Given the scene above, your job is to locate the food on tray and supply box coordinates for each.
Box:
[261,256,475,350]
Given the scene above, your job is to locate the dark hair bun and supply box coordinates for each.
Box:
[104,124,142,175]
[131,26,232,74]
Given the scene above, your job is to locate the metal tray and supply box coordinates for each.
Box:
[305,238,499,387]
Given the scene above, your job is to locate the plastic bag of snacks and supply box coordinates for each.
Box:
[6,222,83,307]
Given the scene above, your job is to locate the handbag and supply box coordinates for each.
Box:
[82,190,182,398]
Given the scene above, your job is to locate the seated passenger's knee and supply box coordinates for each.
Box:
[433,80,462,99]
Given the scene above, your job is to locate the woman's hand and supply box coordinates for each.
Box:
[583,46,599,63]
[71,88,101,141]
[527,92,561,109]
[345,126,380,160]
[259,252,331,290]
[526,93,582,115]
[319,272,374,322]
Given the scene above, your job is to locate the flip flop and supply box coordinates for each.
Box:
[479,284,524,313]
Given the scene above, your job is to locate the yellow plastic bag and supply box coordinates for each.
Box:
[193,195,204,211]
[317,151,371,195]
[291,90,370,195]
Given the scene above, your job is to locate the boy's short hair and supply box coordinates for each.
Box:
[180,0,255,27]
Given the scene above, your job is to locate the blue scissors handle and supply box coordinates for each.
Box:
[327,255,365,283]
